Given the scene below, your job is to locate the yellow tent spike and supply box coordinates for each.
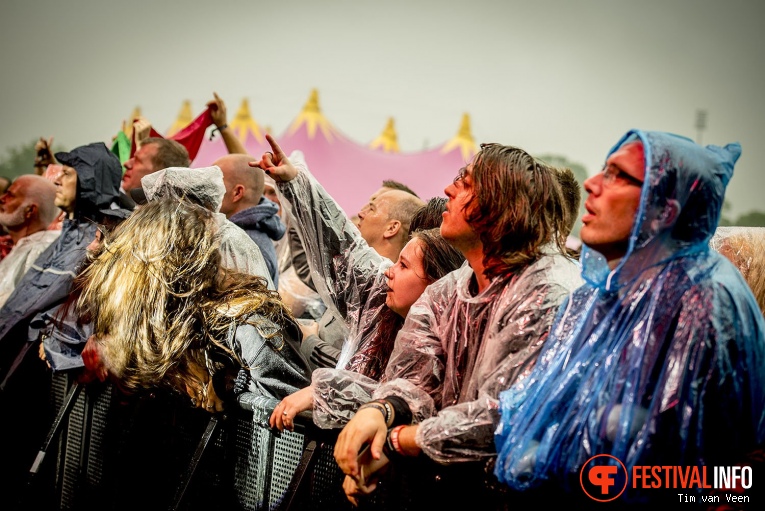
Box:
[369,117,400,153]
[166,100,194,137]
[123,106,142,138]
[230,98,264,143]
[288,88,336,141]
[440,113,478,161]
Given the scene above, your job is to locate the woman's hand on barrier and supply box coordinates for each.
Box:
[269,385,314,431]
[334,407,388,479]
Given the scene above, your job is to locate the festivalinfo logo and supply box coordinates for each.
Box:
[579,454,754,504]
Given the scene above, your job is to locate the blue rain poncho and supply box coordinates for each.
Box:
[494,130,765,500]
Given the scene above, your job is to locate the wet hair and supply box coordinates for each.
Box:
[465,143,568,279]
[551,165,582,258]
[382,179,419,198]
[75,197,290,395]
[553,166,581,239]
[409,197,447,234]
[413,228,465,283]
[143,137,191,170]
[56,210,131,326]
[347,228,465,381]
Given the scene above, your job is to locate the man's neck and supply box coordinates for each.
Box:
[463,245,490,293]
[7,223,44,244]
[371,239,402,262]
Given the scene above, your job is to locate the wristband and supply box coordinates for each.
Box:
[372,399,394,428]
[209,124,228,140]
[387,425,406,456]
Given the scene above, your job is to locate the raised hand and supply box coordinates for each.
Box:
[207,92,228,129]
[249,133,298,182]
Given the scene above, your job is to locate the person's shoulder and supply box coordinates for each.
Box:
[425,262,470,294]
[519,251,583,292]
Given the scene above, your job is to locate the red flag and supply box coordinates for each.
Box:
[169,108,214,161]
[128,108,214,161]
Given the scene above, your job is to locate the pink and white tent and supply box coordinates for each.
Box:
[191,90,478,216]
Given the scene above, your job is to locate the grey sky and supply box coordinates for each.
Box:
[1,0,763,218]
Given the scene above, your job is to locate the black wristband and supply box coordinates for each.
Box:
[385,395,413,426]
[209,124,228,141]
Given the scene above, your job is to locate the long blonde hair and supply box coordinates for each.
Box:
[76,198,293,395]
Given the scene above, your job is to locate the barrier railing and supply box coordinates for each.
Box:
[22,372,502,511]
[21,372,353,511]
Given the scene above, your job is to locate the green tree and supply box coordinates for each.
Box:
[538,153,589,238]
[0,139,63,181]
[733,210,765,227]
[718,199,734,226]
[718,200,765,227]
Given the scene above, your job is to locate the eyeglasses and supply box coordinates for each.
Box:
[600,165,644,188]
[453,166,468,185]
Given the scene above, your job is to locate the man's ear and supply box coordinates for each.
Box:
[383,219,402,240]
[654,199,680,230]
[232,184,245,203]
[25,204,37,220]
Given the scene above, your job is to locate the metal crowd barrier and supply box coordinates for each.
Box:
[22,372,355,511]
[18,372,502,511]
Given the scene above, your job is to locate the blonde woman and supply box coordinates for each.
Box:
[75,197,310,411]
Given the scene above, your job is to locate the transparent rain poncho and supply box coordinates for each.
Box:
[494,130,765,498]
[277,152,583,462]
[141,166,274,289]
[275,153,393,375]
[310,250,582,462]
[709,225,765,315]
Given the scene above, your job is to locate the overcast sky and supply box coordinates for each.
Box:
[2,0,763,218]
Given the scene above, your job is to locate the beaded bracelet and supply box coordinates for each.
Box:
[372,399,394,428]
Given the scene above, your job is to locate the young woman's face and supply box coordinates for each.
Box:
[384,238,431,317]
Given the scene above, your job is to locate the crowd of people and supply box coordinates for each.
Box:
[0,93,763,509]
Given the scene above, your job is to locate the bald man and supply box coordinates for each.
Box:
[214,153,286,287]
[357,188,425,262]
[0,175,61,306]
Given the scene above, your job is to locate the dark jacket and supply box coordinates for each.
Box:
[0,142,122,376]
[228,197,286,288]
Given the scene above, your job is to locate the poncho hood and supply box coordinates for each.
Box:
[581,129,740,291]
[55,142,122,215]
[494,131,763,504]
